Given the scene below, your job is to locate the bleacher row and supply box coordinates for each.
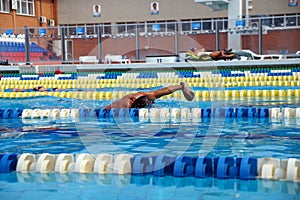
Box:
[0,38,49,62]
[0,153,299,182]
[0,33,25,43]
[1,52,45,62]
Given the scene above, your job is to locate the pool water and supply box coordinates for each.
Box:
[0,117,300,159]
[0,96,300,199]
[1,173,299,200]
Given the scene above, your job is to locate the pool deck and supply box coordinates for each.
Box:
[0,59,300,73]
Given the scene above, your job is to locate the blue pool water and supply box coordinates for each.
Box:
[0,117,300,158]
[1,173,299,200]
[0,95,300,199]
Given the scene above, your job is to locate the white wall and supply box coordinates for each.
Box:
[57,0,227,24]
[57,0,299,25]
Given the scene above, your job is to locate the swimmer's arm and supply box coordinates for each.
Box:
[146,85,182,99]
[12,88,25,92]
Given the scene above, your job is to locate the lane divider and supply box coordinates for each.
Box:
[2,74,300,90]
[1,69,300,81]
[1,88,300,100]
[1,107,300,119]
[21,108,80,119]
[1,153,299,182]
[2,80,300,90]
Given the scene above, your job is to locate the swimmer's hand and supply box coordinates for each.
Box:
[180,82,195,101]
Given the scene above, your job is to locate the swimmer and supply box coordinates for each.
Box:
[105,82,194,110]
[11,86,59,92]
[0,125,62,139]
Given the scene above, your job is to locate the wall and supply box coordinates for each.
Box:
[2,0,298,30]
[57,0,299,25]
[242,29,300,54]
[57,0,227,24]
[0,0,57,30]
[72,38,101,59]
[249,0,299,15]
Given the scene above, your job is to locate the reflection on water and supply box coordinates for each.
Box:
[0,117,299,159]
[0,173,299,200]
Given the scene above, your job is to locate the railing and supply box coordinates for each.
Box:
[56,14,300,36]
[0,14,299,65]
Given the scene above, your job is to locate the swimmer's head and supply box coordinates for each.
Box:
[33,86,45,91]
[132,96,155,108]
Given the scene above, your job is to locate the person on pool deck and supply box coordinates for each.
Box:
[104,82,195,110]
[186,48,236,61]
[210,49,236,60]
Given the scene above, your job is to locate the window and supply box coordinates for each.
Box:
[146,21,164,33]
[202,20,212,30]
[68,26,76,36]
[286,14,296,27]
[224,20,228,30]
[154,21,166,32]
[103,23,112,35]
[166,21,176,32]
[116,23,126,34]
[0,0,9,13]
[116,22,137,34]
[76,24,85,35]
[16,0,35,16]
[215,19,224,30]
[138,23,146,33]
[181,20,191,32]
[126,23,136,34]
[86,24,95,35]
[92,23,111,35]
[262,16,272,27]
[274,15,284,27]
[147,21,155,33]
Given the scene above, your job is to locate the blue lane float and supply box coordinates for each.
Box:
[214,156,237,179]
[1,153,300,182]
[173,156,196,177]
[195,157,213,178]
[153,155,175,177]
[131,156,153,175]
[0,153,18,173]
[237,157,258,180]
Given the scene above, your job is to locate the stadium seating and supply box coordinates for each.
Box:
[0,34,49,63]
